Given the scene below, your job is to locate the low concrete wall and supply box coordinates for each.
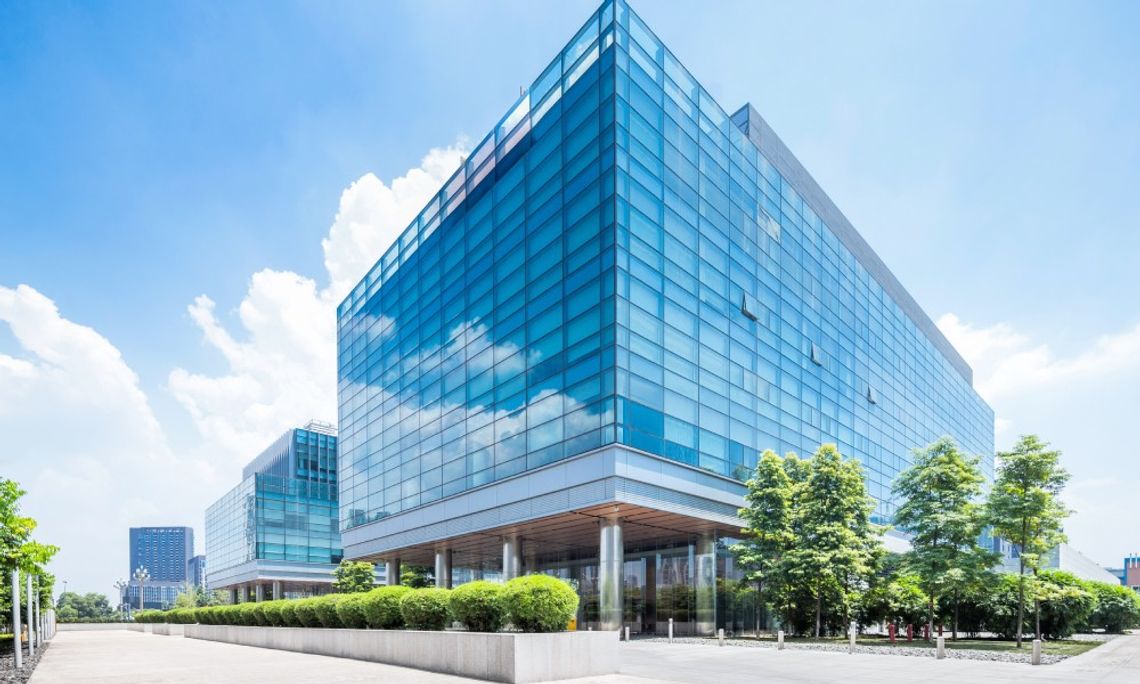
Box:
[127,624,154,634]
[152,624,186,636]
[185,625,617,683]
[58,623,130,631]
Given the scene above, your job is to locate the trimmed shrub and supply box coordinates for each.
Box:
[502,575,579,633]
[220,605,240,625]
[362,586,412,629]
[336,593,369,629]
[250,602,270,626]
[1088,581,1140,632]
[279,600,301,627]
[450,581,506,632]
[400,588,451,631]
[294,597,323,628]
[314,595,344,628]
[237,602,259,626]
[261,601,284,627]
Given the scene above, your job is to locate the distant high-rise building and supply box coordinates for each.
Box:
[127,526,193,609]
[205,422,381,602]
[188,554,208,589]
[335,0,993,635]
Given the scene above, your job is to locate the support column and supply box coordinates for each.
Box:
[272,581,282,600]
[434,548,453,589]
[26,574,35,657]
[230,587,239,604]
[255,583,265,602]
[695,533,717,636]
[599,516,624,631]
[502,535,521,581]
[11,570,21,669]
[385,558,401,586]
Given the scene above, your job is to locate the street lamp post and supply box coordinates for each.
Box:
[114,580,128,621]
[132,566,150,613]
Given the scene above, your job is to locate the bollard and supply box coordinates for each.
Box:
[718,628,725,646]
[1032,639,1042,666]
[848,621,857,654]
[888,622,896,643]
[907,624,914,642]
[936,636,946,660]
[668,618,674,643]
[777,629,785,650]
[624,626,630,642]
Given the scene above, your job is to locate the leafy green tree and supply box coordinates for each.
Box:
[332,559,377,593]
[0,478,58,621]
[892,437,996,640]
[400,565,432,588]
[984,435,1069,646]
[731,449,793,631]
[783,444,882,637]
[56,591,116,621]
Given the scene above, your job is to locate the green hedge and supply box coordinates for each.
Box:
[294,597,323,628]
[399,588,451,630]
[502,575,579,632]
[279,600,301,627]
[336,593,369,628]
[362,586,412,629]
[449,581,506,632]
[315,595,345,628]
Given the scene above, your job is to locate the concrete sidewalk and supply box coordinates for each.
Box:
[28,630,650,684]
[619,633,1140,684]
[28,628,1138,684]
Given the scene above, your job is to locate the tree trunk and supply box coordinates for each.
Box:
[815,594,822,639]
[953,592,959,641]
[1021,522,1030,647]
[928,595,935,642]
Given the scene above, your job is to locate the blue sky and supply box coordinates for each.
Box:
[2,0,1138,596]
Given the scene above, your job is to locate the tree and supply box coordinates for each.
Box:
[782,444,883,637]
[332,559,376,593]
[400,565,432,588]
[56,592,116,621]
[0,478,58,622]
[731,449,793,632]
[984,435,1069,646]
[892,437,997,640]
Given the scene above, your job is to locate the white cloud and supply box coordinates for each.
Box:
[937,313,1140,400]
[0,284,220,600]
[170,141,467,463]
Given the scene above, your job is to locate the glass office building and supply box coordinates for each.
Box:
[205,423,369,601]
[337,0,993,634]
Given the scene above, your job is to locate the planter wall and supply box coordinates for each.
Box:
[58,623,130,631]
[184,624,618,683]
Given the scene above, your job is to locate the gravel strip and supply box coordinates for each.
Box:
[633,635,1112,665]
[0,642,49,684]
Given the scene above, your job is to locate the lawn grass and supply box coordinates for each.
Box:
[735,634,1103,656]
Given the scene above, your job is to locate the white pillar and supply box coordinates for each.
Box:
[272,581,282,600]
[434,548,452,589]
[936,635,946,659]
[11,570,22,669]
[599,517,623,631]
[778,629,785,650]
[385,558,401,586]
[255,584,264,602]
[26,574,35,657]
[502,536,521,581]
[1032,639,1042,665]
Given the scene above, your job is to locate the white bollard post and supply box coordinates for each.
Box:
[11,570,22,669]
[777,629,785,650]
[848,621,856,654]
[624,626,630,642]
[936,635,946,659]
[668,617,674,643]
[1032,639,1042,666]
[718,628,725,646]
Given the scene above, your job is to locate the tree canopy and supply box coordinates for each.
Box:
[332,559,377,593]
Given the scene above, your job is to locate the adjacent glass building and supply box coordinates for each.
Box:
[204,422,372,601]
[127,526,193,609]
[337,0,993,634]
